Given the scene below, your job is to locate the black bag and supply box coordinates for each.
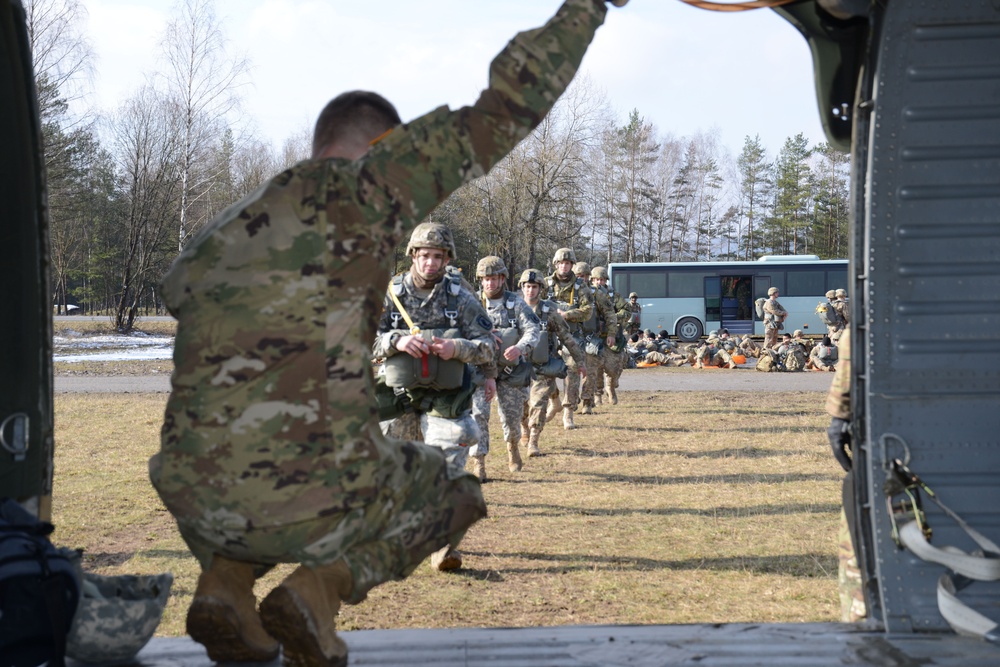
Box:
[0,498,81,667]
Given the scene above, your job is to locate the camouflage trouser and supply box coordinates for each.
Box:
[710,348,734,367]
[380,411,479,473]
[581,350,603,404]
[764,326,780,349]
[559,347,582,409]
[739,338,760,358]
[525,375,558,435]
[168,424,486,604]
[596,347,625,394]
[839,508,867,622]
[829,324,846,345]
[471,381,530,457]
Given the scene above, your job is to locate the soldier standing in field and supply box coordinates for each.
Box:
[518,269,586,457]
[762,286,787,349]
[546,248,593,429]
[150,2,623,664]
[470,256,540,480]
[625,292,642,336]
[575,262,616,415]
[591,266,629,405]
[832,288,851,341]
[373,223,496,573]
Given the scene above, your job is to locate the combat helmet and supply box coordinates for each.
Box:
[552,247,577,265]
[629,292,638,299]
[518,268,544,286]
[767,286,779,296]
[406,222,456,258]
[825,290,836,299]
[793,329,804,337]
[835,288,847,298]
[476,255,508,278]
[708,330,718,338]
[572,261,591,277]
[591,266,609,280]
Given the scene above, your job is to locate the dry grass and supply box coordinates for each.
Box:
[51,389,841,637]
[53,319,177,337]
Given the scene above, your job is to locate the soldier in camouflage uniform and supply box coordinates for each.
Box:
[738,333,761,359]
[373,223,496,573]
[625,292,642,336]
[518,269,586,457]
[832,288,850,344]
[150,2,620,663]
[775,333,807,371]
[574,262,616,415]
[826,329,867,622]
[763,286,787,349]
[806,334,839,371]
[470,256,541,480]
[547,248,593,429]
[590,266,629,405]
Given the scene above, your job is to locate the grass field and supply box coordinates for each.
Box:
[51,388,841,637]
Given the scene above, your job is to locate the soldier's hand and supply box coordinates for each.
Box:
[484,377,497,402]
[430,337,457,360]
[503,346,522,362]
[827,417,852,472]
[606,335,615,347]
[396,334,429,358]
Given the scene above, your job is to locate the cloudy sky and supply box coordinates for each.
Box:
[76,0,828,160]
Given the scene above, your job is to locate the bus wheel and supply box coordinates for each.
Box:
[676,318,703,342]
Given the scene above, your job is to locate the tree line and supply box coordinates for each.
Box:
[35,0,850,332]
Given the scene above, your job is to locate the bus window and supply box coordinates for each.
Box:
[786,269,826,296]
[668,272,709,297]
[629,272,666,299]
[828,267,848,291]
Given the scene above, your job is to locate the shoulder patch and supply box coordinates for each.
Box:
[476,315,493,331]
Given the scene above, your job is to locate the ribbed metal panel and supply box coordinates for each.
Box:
[861,1,1000,633]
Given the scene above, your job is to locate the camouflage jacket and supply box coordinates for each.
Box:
[152,0,608,528]
[826,329,851,419]
[763,297,788,330]
[531,299,585,368]
[475,288,542,380]
[545,272,593,333]
[590,285,619,338]
[833,299,850,325]
[372,271,495,366]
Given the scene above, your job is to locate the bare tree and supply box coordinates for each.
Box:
[161,0,249,250]
[24,0,92,123]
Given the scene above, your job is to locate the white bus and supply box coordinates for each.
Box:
[608,256,848,342]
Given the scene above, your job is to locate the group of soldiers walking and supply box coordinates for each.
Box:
[373,223,639,570]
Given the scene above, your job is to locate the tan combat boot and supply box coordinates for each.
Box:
[562,407,576,430]
[186,555,280,663]
[595,392,603,405]
[608,386,618,405]
[259,561,353,667]
[470,454,487,483]
[430,544,463,571]
[526,428,541,457]
[507,439,523,472]
[580,400,594,415]
[545,397,560,423]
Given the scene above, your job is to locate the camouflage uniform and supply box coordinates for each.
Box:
[820,291,846,343]
[152,0,607,607]
[625,293,642,336]
[471,286,540,472]
[832,290,850,344]
[594,282,630,403]
[738,334,761,358]
[695,332,736,368]
[374,269,495,470]
[808,340,839,371]
[579,279,617,413]
[763,290,787,349]
[825,329,866,621]
[547,261,593,426]
[523,298,586,448]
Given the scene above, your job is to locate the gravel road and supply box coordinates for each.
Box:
[54,365,834,394]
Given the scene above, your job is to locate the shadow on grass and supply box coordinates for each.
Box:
[570,447,797,460]
[573,471,841,485]
[496,501,842,519]
[462,550,837,578]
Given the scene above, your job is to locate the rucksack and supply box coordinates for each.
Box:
[754,297,767,319]
[816,301,842,326]
[0,498,81,667]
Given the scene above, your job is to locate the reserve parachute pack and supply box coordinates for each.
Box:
[815,301,843,327]
[530,302,550,366]
[754,297,767,319]
[0,498,81,667]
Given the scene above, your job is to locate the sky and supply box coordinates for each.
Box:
[74,0,829,161]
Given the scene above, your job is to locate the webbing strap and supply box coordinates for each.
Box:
[388,287,419,334]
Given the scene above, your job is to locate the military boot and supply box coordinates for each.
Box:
[545,397,560,423]
[259,561,353,667]
[607,386,618,405]
[470,454,487,483]
[430,544,463,571]
[562,407,576,430]
[580,400,594,415]
[595,392,603,405]
[526,428,541,457]
[507,439,523,472]
[186,556,280,663]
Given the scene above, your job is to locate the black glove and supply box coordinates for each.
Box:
[827,417,852,472]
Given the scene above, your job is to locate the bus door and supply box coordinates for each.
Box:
[752,276,771,336]
[720,275,753,336]
[703,276,721,333]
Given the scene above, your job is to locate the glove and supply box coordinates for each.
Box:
[827,417,852,472]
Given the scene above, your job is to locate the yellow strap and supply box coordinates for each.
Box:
[388,284,421,335]
[677,0,799,11]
